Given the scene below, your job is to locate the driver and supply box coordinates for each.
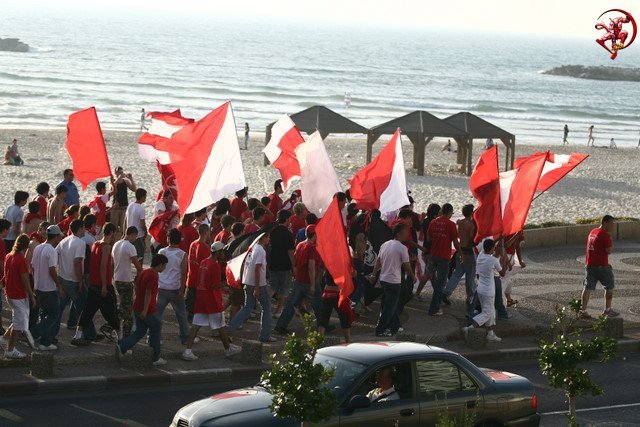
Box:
[366,366,399,403]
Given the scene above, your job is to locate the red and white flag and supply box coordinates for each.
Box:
[295,131,342,217]
[316,196,355,323]
[514,151,588,193]
[66,107,112,190]
[138,109,194,165]
[263,115,304,191]
[470,145,502,241]
[348,129,409,213]
[141,102,246,214]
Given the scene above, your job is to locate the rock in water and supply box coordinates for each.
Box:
[542,65,640,82]
[0,38,30,52]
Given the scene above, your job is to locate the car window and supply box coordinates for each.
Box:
[416,360,477,399]
[314,354,368,399]
[354,362,414,404]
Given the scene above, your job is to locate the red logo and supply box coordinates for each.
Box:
[595,9,637,60]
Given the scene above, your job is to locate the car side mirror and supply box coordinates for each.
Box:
[347,395,371,411]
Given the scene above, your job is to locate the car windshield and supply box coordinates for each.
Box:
[314,354,369,400]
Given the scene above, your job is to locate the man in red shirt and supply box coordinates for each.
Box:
[230,188,248,221]
[243,207,267,235]
[214,215,235,244]
[580,215,618,318]
[185,223,211,317]
[34,182,51,219]
[274,225,323,334]
[267,179,284,217]
[1,234,35,358]
[177,213,198,253]
[427,203,461,316]
[116,254,168,366]
[182,242,241,361]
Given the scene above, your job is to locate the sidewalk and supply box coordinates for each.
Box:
[1,243,639,396]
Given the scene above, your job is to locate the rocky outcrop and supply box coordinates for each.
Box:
[0,38,30,52]
[542,65,640,82]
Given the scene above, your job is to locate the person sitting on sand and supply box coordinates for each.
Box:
[610,138,617,149]
[4,139,23,166]
[441,139,452,152]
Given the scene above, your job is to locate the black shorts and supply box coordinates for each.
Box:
[318,297,352,329]
[228,285,245,307]
[185,287,197,314]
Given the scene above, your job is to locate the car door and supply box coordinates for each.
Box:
[338,362,420,427]
[415,359,483,425]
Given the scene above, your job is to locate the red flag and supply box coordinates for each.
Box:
[514,152,588,193]
[156,162,178,201]
[316,197,355,323]
[262,115,304,191]
[138,109,194,164]
[349,129,409,213]
[470,146,502,241]
[499,154,546,236]
[66,107,111,190]
[148,209,180,247]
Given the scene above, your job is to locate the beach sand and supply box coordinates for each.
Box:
[0,128,638,225]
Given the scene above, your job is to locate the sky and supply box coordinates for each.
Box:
[7,0,640,38]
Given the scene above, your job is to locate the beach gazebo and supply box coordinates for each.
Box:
[367,110,469,176]
[444,112,515,176]
[264,105,368,165]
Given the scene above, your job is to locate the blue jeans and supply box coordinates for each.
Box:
[276,282,323,330]
[54,278,91,337]
[494,277,508,318]
[443,252,476,299]
[429,256,450,315]
[30,290,60,346]
[228,285,272,341]
[156,289,190,345]
[375,281,401,335]
[119,312,161,361]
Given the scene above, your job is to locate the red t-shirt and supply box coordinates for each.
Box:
[58,216,74,234]
[289,215,306,236]
[186,240,210,288]
[34,194,48,219]
[214,229,232,244]
[428,216,458,260]
[89,241,113,287]
[133,268,159,314]
[0,243,6,283]
[4,252,29,299]
[586,228,612,267]
[243,223,260,235]
[210,216,222,239]
[194,258,223,314]
[294,241,319,284]
[178,224,199,253]
[267,193,282,217]
[230,197,248,220]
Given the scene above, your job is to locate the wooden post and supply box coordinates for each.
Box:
[406,134,419,169]
[263,125,272,166]
[366,132,376,164]
[466,138,473,176]
[416,136,428,176]
[455,137,465,167]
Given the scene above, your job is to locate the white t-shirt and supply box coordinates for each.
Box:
[158,246,185,290]
[112,239,138,282]
[56,235,85,282]
[475,252,502,296]
[378,239,410,284]
[32,242,59,292]
[244,244,267,287]
[126,203,146,239]
[4,204,24,240]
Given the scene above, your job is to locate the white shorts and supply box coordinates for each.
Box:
[193,312,225,330]
[473,293,496,327]
[7,297,30,331]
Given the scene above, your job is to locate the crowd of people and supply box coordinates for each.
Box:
[0,169,621,363]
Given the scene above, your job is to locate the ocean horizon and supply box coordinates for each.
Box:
[2,7,640,146]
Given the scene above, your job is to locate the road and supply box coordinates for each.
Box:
[1,355,639,426]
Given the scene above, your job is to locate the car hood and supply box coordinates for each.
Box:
[173,386,274,425]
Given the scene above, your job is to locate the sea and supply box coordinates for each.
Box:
[2,7,640,146]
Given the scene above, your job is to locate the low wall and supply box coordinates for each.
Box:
[524,221,640,248]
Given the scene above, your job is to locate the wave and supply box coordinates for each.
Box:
[29,46,54,53]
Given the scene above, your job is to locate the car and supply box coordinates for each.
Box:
[171,342,540,427]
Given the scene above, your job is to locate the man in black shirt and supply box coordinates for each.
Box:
[268,210,295,318]
[111,167,137,240]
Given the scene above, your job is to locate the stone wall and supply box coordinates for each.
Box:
[525,221,640,248]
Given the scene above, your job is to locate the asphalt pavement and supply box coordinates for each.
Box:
[1,355,639,426]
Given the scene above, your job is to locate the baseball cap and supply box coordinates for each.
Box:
[210,241,225,253]
[47,225,62,235]
[306,224,316,235]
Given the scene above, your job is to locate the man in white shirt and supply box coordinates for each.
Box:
[367,366,400,403]
[112,226,142,338]
[126,188,147,264]
[462,239,506,343]
[372,224,415,337]
[228,232,274,342]
[29,225,64,350]
[4,190,29,252]
[157,229,190,344]
[54,219,86,340]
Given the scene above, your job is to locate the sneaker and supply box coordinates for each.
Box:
[461,326,472,342]
[71,338,91,347]
[152,357,167,366]
[24,331,36,349]
[193,337,201,344]
[182,349,199,361]
[429,310,444,316]
[260,337,277,343]
[442,295,452,306]
[224,345,242,358]
[0,336,8,351]
[578,311,592,319]
[487,332,502,342]
[37,344,57,351]
[4,348,27,359]
[397,327,405,333]
[273,327,291,335]
[603,309,620,318]
[375,331,393,337]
